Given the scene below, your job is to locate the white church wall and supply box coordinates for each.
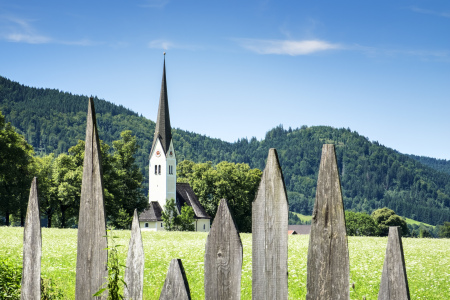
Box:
[166,140,177,202]
[139,221,165,231]
[195,219,211,232]
[149,139,168,209]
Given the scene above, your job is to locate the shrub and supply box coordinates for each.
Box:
[0,257,21,300]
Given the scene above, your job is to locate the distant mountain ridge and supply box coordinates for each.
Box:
[1,75,449,225]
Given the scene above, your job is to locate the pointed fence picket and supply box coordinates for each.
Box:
[17,107,414,299]
[204,198,243,300]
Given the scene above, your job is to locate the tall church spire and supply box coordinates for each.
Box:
[152,54,172,154]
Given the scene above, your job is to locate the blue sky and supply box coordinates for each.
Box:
[1,0,449,159]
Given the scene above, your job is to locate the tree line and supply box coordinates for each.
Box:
[1,112,147,228]
[1,75,450,226]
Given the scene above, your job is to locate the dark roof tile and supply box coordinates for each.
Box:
[176,183,211,219]
[288,225,311,235]
[139,201,163,222]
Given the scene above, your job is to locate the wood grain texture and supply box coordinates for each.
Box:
[378,227,411,300]
[252,148,288,300]
[204,198,243,300]
[21,177,41,300]
[159,259,191,300]
[306,144,350,300]
[75,98,108,300]
[124,209,145,300]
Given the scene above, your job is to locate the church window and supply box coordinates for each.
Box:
[161,222,163,227]
[158,165,161,175]
[169,165,173,174]
[154,165,157,174]
[203,224,205,230]
[145,223,148,228]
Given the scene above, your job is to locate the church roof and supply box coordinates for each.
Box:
[139,201,163,222]
[176,183,211,219]
[151,57,172,155]
[139,183,211,222]
[288,225,311,235]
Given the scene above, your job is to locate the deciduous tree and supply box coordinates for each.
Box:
[345,211,380,236]
[371,207,409,236]
[0,112,34,226]
[177,160,262,232]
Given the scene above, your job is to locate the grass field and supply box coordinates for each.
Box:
[291,212,312,223]
[1,227,449,299]
[403,217,435,228]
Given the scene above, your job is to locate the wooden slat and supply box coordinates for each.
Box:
[124,209,145,300]
[75,97,108,300]
[252,148,288,300]
[204,198,243,300]
[378,226,411,300]
[21,177,41,300]
[159,259,191,300]
[306,144,350,300]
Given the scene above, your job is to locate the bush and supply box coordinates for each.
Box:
[0,257,22,300]
[0,257,64,299]
[345,211,380,236]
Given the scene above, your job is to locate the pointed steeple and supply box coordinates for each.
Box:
[152,55,172,155]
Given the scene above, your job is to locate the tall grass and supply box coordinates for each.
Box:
[1,227,448,299]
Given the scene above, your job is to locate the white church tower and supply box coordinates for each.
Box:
[148,55,176,209]
[139,56,211,232]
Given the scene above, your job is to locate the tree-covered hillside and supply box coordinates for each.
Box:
[408,154,450,175]
[1,75,449,225]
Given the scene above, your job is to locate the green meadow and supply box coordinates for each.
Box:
[1,227,449,299]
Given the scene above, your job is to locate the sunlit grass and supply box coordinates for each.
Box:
[1,227,449,299]
[291,212,312,223]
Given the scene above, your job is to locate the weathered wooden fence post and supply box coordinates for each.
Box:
[252,148,288,300]
[21,177,41,300]
[159,259,191,300]
[204,198,243,300]
[378,226,410,300]
[124,209,145,300]
[75,97,108,299]
[306,144,350,300]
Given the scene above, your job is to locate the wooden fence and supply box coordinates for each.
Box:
[20,98,410,300]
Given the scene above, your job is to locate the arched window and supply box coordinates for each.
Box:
[158,165,161,175]
[154,165,157,174]
[145,223,149,228]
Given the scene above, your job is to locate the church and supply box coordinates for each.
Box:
[139,57,211,232]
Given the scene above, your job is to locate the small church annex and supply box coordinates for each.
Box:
[139,57,211,232]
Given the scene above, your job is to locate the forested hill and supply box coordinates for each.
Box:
[408,154,450,175]
[1,75,450,225]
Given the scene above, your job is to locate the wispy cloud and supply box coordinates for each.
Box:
[409,6,450,18]
[6,32,51,44]
[139,0,170,8]
[236,38,341,55]
[1,15,51,44]
[148,39,174,50]
[0,15,97,46]
[148,39,203,51]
